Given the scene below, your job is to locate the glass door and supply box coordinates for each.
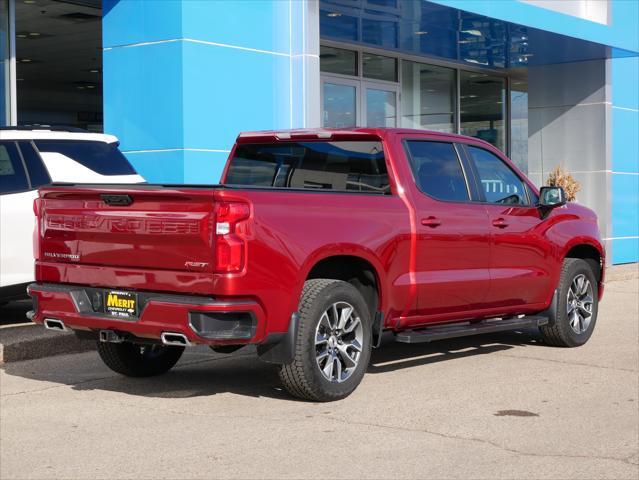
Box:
[362,82,398,128]
[321,77,359,128]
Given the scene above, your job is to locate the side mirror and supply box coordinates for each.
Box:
[539,186,567,208]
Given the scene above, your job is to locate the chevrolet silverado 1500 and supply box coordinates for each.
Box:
[28,128,605,401]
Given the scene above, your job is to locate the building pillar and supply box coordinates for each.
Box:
[527,59,613,260]
[610,52,639,263]
[102,0,320,183]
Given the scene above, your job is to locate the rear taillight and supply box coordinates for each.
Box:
[214,201,250,273]
[33,198,42,261]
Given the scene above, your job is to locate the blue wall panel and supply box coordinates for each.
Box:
[182,150,230,185]
[103,0,305,184]
[612,108,639,174]
[611,54,639,264]
[103,41,183,153]
[124,150,185,184]
[103,0,182,48]
[181,41,291,151]
[181,1,291,54]
[612,238,639,265]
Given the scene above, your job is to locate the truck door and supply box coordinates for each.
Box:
[462,144,553,308]
[402,139,492,322]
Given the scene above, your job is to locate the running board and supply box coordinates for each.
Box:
[395,316,548,344]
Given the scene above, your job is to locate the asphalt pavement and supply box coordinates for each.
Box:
[1,278,637,479]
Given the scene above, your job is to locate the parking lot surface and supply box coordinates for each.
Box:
[1,279,637,480]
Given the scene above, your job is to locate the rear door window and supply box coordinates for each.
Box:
[0,142,30,194]
[225,141,390,194]
[34,140,136,175]
[404,141,470,202]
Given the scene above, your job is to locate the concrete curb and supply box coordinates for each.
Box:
[0,324,94,364]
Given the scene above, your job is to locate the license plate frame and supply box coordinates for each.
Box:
[103,290,139,319]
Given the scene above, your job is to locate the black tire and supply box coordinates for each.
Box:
[96,341,184,377]
[278,279,372,402]
[540,258,599,347]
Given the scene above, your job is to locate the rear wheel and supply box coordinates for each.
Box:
[96,341,184,377]
[278,279,372,402]
[540,258,599,347]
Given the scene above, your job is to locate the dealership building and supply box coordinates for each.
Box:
[0,0,637,264]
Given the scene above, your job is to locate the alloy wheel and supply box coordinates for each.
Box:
[315,301,364,383]
[566,274,594,334]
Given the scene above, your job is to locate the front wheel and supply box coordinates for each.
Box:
[278,279,372,402]
[97,341,184,377]
[540,258,599,347]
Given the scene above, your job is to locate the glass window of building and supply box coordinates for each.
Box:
[323,82,357,127]
[320,46,358,76]
[0,0,9,126]
[460,72,506,151]
[401,61,455,133]
[365,88,397,127]
[510,75,528,173]
[362,53,397,82]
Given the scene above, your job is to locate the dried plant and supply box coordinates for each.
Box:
[546,166,581,201]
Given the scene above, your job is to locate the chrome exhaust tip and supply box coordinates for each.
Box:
[44,318,67,332]
[160,332,192,347]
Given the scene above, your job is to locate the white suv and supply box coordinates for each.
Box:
[0,127,144,303]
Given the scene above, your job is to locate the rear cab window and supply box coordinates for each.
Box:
[224,141,390,194]
[34,140,136,176]
[0,142,30,194]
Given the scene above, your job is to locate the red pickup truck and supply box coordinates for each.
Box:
[28,128,605,401]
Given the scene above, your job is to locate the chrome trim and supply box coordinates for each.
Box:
[160,332,192,347]
[44,318,67,332]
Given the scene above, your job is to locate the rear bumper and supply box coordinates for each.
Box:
[27,283,267,346]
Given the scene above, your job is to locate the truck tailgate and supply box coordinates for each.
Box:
[37,186,217,273]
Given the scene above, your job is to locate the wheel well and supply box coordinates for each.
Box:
[566,244,602,281]
[307,256,380,317]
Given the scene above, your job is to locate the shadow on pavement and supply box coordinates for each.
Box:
[368,328,542,374]
[0,300,33,327]
[2,328,543,401]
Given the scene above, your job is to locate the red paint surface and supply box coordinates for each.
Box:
[31,128,605,345]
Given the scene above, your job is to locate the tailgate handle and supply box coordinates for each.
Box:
[101,194,133,206]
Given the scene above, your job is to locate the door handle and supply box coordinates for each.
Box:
[421,216,442,228]
[492,218,509,228]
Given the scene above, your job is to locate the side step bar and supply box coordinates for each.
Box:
[395,316,548,344]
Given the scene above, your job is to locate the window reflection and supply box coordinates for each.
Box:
[323,83,357,128]
[366,89,396,127]
[510,76,528,173]
[401,61,455,133]
[460,71,506,151]
[320,46,358,76]
[362,53,397,82]
[0,0,9,126]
